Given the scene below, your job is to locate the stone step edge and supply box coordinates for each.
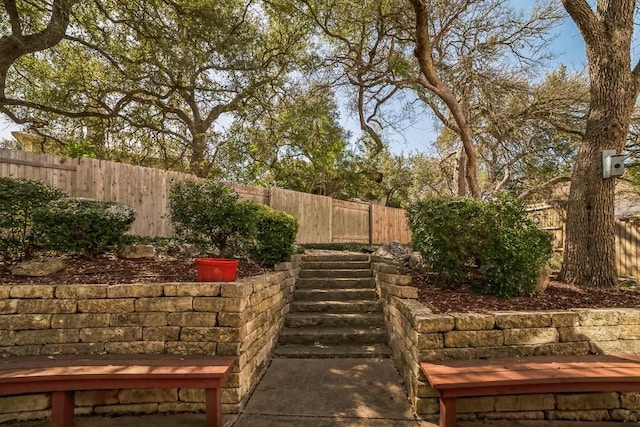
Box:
[274,343,392,358]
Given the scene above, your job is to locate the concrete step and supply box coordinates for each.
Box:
[300,261,371,270]
[291,300,381,313]
[303,254,370,262]
[285,312,385,328]
[299,269,372,279]
[296,277,375,289]
[294,288,377,301]
[278,326,387,345]
[274,343,392,358]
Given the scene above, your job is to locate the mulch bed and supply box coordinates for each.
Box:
[410,270,640,314]
[0,256,271,285]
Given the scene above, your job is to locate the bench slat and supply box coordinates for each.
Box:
[424,367,640,388]
[0,354,235,369]
[420,355,640,427]
[0,354,236,427]
[421,355,640,376]
[0,364,233,380]
[429,368,640,387]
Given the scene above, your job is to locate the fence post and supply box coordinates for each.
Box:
[368,204,374,245]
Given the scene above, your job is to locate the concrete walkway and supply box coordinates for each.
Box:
[233,358,427,426]
[6,357,631,427]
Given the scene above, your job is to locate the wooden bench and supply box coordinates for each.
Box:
[420,355,640,427]
[0,354,236,427]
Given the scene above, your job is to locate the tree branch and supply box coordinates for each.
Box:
[560,0,601,50]
[1,0,78,100]
[4,0,22,35]
[517,175,571,203]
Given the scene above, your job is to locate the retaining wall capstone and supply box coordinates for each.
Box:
[0,255,301,424]
[371,255,640,424]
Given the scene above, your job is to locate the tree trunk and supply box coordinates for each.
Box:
[456,146,467,196]
[560,140,619,287]
[189,132,209,178]
[559,0,640,288]
[409,0,481,199]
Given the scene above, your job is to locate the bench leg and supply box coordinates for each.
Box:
[205,387,222,427]
[51,390,75,427]
[439,397,456,427]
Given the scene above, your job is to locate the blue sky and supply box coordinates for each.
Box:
[357,4,589,155]
[1,2,589,155]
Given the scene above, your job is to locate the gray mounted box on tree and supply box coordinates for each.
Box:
[602,149,625,178]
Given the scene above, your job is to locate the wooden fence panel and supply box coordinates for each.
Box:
[616,220,640,278]
[269,188,332,244]
[631,221,640,279]
[0,149,78,195]
[527,205,565,251]
[72,157,197,237]
[0,149,413,244]
[233,183,269,205]
[531,205,640,280]
[332,200,370,244]
[371,205,411,245]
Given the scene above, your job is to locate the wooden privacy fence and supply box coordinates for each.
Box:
[0,149,411,245]
[528,204,640,279]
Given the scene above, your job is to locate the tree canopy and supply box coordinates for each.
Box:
[5,0,640,287]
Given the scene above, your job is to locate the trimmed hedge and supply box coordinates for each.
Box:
[168,180,257,257]
[407,194,552,297]
[252,204,298,266]
[0,178,65,259]
[34,198,136,256]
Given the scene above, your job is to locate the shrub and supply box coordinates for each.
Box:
[34,198,136,255]
[407,194,552,297]
[168,180,257,257]
[252,204,298,266]
[407,196,485,282]
[475,194,553,297]
[0,178,65,259]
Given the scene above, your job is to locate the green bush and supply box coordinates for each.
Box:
[34,198,136,255]
[252,204,298,266]
[475,194,553,297]
[0,178,65,259]
[407,194,552,297]
[407,196,485,282]
[168,180,257,257]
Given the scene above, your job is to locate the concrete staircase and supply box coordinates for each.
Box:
[275,254,391,358]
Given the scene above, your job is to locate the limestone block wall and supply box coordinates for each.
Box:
[371,257,640,423]
[0,256,301,423]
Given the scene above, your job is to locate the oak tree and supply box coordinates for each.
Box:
[0,0,80,121]
[558,0,640,288]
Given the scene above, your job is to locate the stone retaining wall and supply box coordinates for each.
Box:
[0,256,301,423]
[371,256,640,423]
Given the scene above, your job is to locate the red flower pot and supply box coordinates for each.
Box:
[195,258,239,282]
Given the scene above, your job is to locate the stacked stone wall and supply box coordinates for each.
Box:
[0,256,301,423]
[371,256,640,423]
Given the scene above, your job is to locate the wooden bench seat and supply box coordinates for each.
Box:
[0,354,235,427]
[420,355,640,427]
